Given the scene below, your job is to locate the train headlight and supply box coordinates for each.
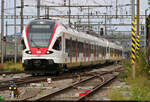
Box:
[46,51,53,54]
[25,50,32,54]
[46,51,50,54]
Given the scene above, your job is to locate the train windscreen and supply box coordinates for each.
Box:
[27,20,55,47]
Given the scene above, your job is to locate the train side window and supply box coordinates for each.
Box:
[104,47,106,56]
[79,41,83,53]
[90,44,92,53]
[53,37,62,51]
[83,42,86,57]
[96,45,98,56]
[21,39,26,50]
[79,42,81,52]
[106,47,109,53]
[101,46,104,55]
[72,40,76,57]
[65,39,70,52]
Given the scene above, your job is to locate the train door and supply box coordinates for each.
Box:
[88,42,90,64]
[84,41,86,64]
[106,42,110,60]
[69,37,72,68]
[62,33,66,63]
[94,43,96,64]
[75,39,78,65]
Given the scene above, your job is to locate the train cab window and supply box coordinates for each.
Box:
[53,37,62,51]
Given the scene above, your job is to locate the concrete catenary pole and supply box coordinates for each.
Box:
[88,6,90,32]
[20,0,24,33]
[136,0,140,52]
[116,0,118,18]
[37,0,40,19]
[5,21,8,58]
[104,13,107,35]
[1,0,4,64]
[14,0,17,64]
[68,0,71,27]
[131,0,135,79]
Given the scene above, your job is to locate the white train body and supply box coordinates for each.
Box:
[21,19,123,73]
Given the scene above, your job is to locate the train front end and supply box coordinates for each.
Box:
[21,19,61,74]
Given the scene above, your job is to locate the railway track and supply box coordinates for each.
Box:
[0,71,25,75]
[35,67,122,101]
[0,71,97,91]
[0,76,46,91]
[0,65,123,101]
[0,65,122,91]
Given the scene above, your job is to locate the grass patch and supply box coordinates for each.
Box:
[0,61,23,71]
[108,49,150,100]
[108,88,127,100]
[0,96,4,100]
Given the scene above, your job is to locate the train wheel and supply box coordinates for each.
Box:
[31,73,36,76]
[55,70,60,75]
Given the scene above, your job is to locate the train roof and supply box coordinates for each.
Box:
[60,24,122,49]
[28,18,123,50]
[63,26,108,47]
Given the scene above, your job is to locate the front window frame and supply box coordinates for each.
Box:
[27,20,55,48]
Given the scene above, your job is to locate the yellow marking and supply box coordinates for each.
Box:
[132,54,135,59]
[132,60,135,64]
[132,21,135,25]
[132,26,135,31]
[134,19,137,22]
[132,42,135,47]
[132,36,136,40]
[132,48,135,53]
[136,39,140,42]
[131,37,136,42]
[136,47,140,50]
[136,43,139,47]
[132,32,136,36]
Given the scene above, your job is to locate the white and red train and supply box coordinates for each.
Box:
[21,19,123,74]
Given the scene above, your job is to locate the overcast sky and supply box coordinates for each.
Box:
[0,0,149,35]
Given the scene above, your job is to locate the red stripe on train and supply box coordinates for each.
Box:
[25,24,30,49]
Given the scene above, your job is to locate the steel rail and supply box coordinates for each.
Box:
[77,74,118,101]
[0,71,25,75]
[36,75,98,101]
[36,66,122,101]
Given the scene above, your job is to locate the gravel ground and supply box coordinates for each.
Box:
[0,79,73,100]
[0,73,31,82]
[88,76,126,101]
[0,65,123,101]
[1,77,124,101]
[28,79,76,100]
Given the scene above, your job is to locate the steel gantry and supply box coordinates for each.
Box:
[0,15,146,19]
